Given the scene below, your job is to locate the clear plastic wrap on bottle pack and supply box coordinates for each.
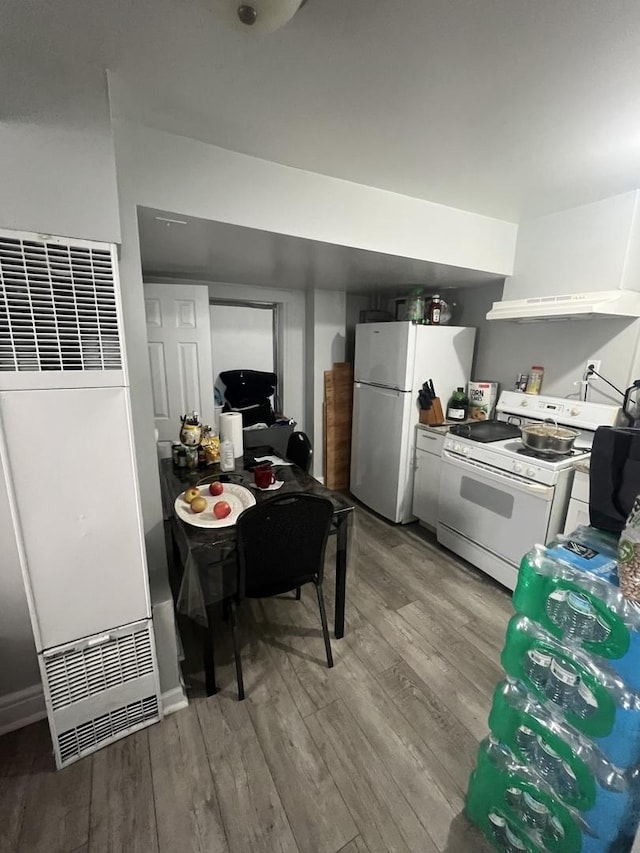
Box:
[514,536,640,691]
[501,615,640,768]
[466,737,638,853]
[489,680,640,841]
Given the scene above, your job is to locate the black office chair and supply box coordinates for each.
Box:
[227,493,334,700]
[286,430,313,473]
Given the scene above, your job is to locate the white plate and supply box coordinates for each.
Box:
[174,483,256,528]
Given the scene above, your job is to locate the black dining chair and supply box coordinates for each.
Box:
[226,493,335,700]
[286,430,313,473]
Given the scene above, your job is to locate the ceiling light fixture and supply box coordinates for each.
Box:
[211,0,308,34]
[154,216,188,227]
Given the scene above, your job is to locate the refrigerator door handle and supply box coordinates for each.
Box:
[355,381,406,394]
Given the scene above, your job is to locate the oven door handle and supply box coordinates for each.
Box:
[441,451,553,498]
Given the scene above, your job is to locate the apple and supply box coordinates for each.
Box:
[190,496,208,513]
[184,487,200,504]
[213,500,232,519]
[209,481,224,496]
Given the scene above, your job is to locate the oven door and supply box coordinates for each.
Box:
[438,450,555,567]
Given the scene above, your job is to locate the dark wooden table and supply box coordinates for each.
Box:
[159,455,355,694]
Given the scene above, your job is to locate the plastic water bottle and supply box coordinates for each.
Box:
[220,437,235,472]
[545,815,565,843]
[504,825,527,852]
[545,589,567,627]
[557,761,579,800]
[505,786,523,809]
[544,657,579,708]
[561,592,597,640]
[524,648,552,690]
[488,812,508,847]
[573,681,598,719]
[536,736,563,788]
[521,791,549,831]
[515,726,537,762]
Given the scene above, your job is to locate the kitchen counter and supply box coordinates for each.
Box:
[417,419,475,435]
[573,458,590,475]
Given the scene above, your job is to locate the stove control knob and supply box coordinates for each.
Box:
[514,463,523,473]
[520,400,529,407]
[526,467,537,477]
[454,443,461,452]
[463,446,470,455]
[570,408,581,417]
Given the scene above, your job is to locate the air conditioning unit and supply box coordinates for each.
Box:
[0,228,161,767]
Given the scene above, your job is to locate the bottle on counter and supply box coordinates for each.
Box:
[427,294,443,325]
[446,387,469,421]
[525,366,544,395]
[219,437,235,472]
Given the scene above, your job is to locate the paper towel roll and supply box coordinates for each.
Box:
[219,411,243,458]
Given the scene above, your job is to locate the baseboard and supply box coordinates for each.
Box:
[161,685,189,717]
[0,683,47,736]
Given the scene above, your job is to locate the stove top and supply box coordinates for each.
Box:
[503,441,591,461]
[448,420,521,443]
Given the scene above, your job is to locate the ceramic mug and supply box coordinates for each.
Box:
[254,463,276,489]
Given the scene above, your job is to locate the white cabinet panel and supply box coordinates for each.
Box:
[564,499,590,535]
[0,387,150,650]
[412,447,442,530]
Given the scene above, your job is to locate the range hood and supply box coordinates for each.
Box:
[486,191,640,322]
[487,289,640,322]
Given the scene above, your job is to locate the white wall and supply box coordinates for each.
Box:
[0,122,120,243]
[113,121,517,276]
[0,84,121,716]
[345,294,372,363]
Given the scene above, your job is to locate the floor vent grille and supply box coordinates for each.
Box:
[44,628,154,711]
[57,695,159,765]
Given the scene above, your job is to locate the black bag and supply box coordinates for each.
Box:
[589,426,640,533]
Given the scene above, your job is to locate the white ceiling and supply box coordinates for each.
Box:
[3,0,640,221]
[138,207,501,292]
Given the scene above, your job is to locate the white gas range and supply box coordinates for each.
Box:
[436,391,620,591]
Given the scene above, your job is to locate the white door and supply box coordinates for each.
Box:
[438,451,554,567]
[0,387,150,651]
[412,447,442,529]
[144,284,214,455]
[354,322,415,390]
[350,382,413,522]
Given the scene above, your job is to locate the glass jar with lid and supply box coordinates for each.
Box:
[525,366,544,395]
[406,289,425,324]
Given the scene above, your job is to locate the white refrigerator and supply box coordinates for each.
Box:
[350,322,476,523]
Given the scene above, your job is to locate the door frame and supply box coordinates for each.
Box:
[209,297,283,412]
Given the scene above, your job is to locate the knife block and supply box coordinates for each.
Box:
[419,398,445,426]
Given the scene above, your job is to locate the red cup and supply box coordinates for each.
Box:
[254,463,276,489]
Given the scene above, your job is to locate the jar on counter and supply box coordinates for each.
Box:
[525,366,544,395]
[406,289,426,323]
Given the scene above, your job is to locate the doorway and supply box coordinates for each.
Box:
[209,299,282,413]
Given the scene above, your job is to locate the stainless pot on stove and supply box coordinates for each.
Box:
[520,419,580,456]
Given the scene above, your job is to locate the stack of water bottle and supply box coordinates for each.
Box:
[466,525,640,852]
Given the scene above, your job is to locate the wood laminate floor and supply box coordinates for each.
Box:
[0,507,513,853]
